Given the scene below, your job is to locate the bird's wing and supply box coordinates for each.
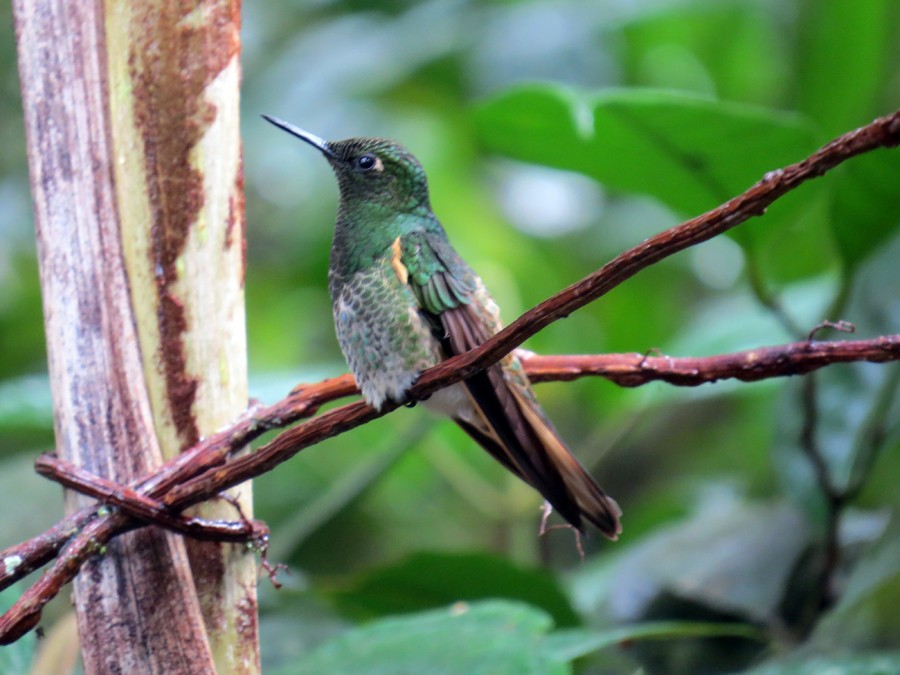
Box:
[397,230,621,537]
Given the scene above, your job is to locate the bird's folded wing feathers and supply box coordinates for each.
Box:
[397,231,596,530]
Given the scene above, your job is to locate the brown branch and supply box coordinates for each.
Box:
[18,335,900,540]
[523,336,900,386]
[3,335,894,573]
[416,110,900,390]
[155,334,900,508]
[1,110,899,644]
[0,514,131,644]
[0,404,267,594]
[35,457,270,545]
[2,336,899,642]
[0,511,96,589]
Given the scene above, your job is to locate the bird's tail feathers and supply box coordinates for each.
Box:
[510,387,622,540]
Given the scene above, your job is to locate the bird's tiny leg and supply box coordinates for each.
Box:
[539,501,554,535]
[539,501,586,561]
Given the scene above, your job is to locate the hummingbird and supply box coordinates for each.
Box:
[263,115,622,539]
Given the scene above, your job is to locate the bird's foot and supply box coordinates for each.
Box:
[538,501,585,561]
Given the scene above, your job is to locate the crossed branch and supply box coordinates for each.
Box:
[1,109,898,644]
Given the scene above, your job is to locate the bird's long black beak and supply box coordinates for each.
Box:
[261,114,336,159]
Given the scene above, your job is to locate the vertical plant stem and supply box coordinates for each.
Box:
[13,1,217,672]
[13,0,254,671]
[103,2,258,670]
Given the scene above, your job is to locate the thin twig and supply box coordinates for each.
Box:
[807,320,856,342]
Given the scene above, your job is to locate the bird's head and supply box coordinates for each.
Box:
[263,115,431,214]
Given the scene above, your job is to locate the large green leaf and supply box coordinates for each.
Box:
[326,551,580,628]
[805,487,900,650]
[831,152,900,270]
[279,600,767,675]
[793,0,900,270]
[618,3,783,105]
[474,84,817,217]
[795,0,897,138]
[604,498,811,625]
[544,622,766,662]
[746,652,900,675]
[279,601,566,675]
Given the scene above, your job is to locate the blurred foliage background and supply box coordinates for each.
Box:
[1,0,900,673]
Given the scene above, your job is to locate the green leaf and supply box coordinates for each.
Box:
[279,600,566,675]
[604,497,811,625]
[795,0,897,137]
[792,0,900,270]
[474,84,817,217]
[618,3,784,106]
[745,652,900,675]
[327,551,581,628]
[807,516,900,650]
[544,622,767,662]
[285,601,768,675]
[831,152,900,270]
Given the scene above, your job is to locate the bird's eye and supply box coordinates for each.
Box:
[356,154,378,171]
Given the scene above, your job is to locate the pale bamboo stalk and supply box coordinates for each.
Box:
[13,0,255,672]
[103,2,258,671]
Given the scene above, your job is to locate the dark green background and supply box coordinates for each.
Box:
[1,1,898,672]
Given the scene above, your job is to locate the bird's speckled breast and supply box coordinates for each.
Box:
[331,255,441,409]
